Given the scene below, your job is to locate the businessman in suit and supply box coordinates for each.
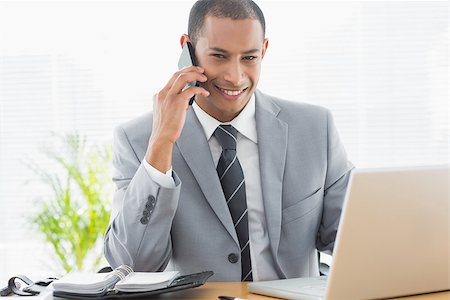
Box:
[104,0,354,281]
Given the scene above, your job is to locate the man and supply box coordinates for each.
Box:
[104,0,354,282]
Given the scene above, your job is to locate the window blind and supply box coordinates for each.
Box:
[0,1,447,280]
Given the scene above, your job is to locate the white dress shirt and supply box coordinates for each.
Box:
[143,95,278,281]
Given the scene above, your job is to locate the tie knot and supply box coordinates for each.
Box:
[214,125,237,150]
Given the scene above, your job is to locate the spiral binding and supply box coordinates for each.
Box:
[105,265,133,283]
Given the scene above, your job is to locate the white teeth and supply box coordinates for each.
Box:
[219,87,244,96]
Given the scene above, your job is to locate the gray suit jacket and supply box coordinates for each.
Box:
[104,90,354,281]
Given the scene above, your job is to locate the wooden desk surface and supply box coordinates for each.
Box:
[152,282,450,299]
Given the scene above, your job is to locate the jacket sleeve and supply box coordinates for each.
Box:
[316,109,354,254]
[104,125,181,271]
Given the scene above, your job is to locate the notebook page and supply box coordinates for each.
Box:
[115,271,180,292]
[52,273,116,294]
[52,265,133,295]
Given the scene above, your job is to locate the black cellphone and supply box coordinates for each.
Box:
[177,41,200,105]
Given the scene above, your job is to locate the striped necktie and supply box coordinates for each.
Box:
[214,125,253,281]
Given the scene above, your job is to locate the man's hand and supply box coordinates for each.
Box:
[146,66,209,173]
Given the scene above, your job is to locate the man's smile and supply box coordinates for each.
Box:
[214,85,249,99]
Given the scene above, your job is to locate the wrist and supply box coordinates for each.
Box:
[145,136,174,173]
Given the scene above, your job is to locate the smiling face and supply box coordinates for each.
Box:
[185,16,268,122]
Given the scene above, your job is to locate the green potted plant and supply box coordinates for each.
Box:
[27,133,113,273]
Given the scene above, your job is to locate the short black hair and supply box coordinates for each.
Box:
[188,0,266,45]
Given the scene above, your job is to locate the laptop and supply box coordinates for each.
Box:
[248,166,449,300]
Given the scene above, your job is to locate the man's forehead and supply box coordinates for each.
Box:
[196,16,264,49]
[201,16,263,38]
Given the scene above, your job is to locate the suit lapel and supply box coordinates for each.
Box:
[255,90,288,262]
[175,92,288,256]
[176,109,239,245]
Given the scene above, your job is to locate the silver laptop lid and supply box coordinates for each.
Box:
[326,166,449,300]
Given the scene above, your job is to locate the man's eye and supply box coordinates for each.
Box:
[211,54,225,59]
[243,56,257,61]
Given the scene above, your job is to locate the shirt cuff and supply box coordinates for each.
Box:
[142,158,176,188]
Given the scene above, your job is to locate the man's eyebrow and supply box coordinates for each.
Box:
[208,47,260,54]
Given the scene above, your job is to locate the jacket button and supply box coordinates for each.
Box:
[143,210,150,217]
[148,195,156,206]
[228,253,239,264]
[140,216,149,224]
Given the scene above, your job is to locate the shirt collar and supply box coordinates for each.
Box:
[192,93,257,143]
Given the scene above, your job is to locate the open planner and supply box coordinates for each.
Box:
[52,265,213,299]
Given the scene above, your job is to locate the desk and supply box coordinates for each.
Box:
[152,283,449,299]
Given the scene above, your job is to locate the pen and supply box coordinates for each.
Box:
[218,296,246,300]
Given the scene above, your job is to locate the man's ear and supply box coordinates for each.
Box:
[261,38,269,59]
[180,34,191,48]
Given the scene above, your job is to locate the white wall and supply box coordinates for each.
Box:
[0,1,448,280]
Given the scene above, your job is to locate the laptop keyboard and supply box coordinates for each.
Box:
[302,284,326,291]
[300,277,327,293]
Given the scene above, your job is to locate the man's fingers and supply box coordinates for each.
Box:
[168,72,208,96]
[179,86,210,101]
[181,65,204,73]
[157,66,207,107]
[163,66,205,92]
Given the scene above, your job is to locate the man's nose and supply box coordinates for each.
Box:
[223,60,244,86]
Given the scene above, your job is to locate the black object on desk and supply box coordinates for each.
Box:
[1,275,56,297]
[53,270,214,299]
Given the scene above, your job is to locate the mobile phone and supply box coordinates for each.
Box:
[178,41,199,105]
